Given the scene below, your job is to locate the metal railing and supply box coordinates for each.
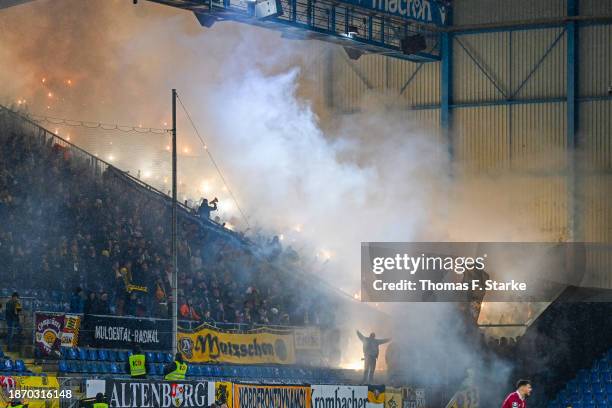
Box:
[0,105,243,243]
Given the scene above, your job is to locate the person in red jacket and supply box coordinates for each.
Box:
[502,380,532,408]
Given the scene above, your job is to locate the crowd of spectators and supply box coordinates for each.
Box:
[0,114,332,329]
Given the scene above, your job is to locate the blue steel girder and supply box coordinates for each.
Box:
[147,0,443,62]
[455,28,567,101]
[399,62,423,94]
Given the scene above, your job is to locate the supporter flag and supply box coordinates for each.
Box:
[367,385,385,407]
[384,387,403,408]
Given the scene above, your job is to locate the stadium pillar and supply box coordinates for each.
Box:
[171,89,178,355]
[567,0,580,241]
[441,31,453,164]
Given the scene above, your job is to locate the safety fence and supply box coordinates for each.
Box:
[0,376,428,408]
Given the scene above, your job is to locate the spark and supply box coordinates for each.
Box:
[54,129,59,135]
[66,79,72,85]
[143,171,152,179]
[319,249,333,261]
[165,145,170,151]
[200,180,211,194]
[41,78,46,83]
[340,360,363,370]
[183,147,190,154]
[279,234,284,241]
[66,135,71,141]
[294,224,303,233]
[47,92,53,98]
[108,154,115,162]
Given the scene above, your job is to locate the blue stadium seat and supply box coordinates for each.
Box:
[15,360,26,372]
[58,360,68,373]
[98,349,108,361]
[591,372,602,383]
[164,353,173,363]
[67,348,78,360]
[0,348,4,359]
[578,371,590,384]
[88,349,99,361]
[78,348,88,360]
[3,360,13,371]
[110,363,119,374]
[212,366,222,377]
[84,362,96,374]
[155,352,164,363]
[107,350,117,361]
[117,350,128,362]
[156,363,165,376]
[147,363,158,376]
[186,364,198,377]
[201,365,213,377]
[146,352,155,364]
[606,383,612,394]
[595,394,607,404]
[72,361,84,373]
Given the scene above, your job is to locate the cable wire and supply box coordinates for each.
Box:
[175,93,250,229]
[23,112,170,134]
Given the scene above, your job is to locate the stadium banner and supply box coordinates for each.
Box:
[233,384,311,408]
[80,314,171,350]
[384,387,402,408]
[101,379,211,408]
[34,312,64,356]
[444,387,478,408]
[177,324,295,364]
[367,385,385,407]
[0,375,61,408]
[403,386,426,408]
[34,312,82,356]
[294,327,321,350]
[212,381,233,408]
[310,385,368,408]
[61,313,82,347]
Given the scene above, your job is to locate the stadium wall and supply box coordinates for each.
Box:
[321,0,612,288]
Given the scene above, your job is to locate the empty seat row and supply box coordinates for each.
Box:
[60,348,173,364]
[57,359,346,382]
[2,359,28,373]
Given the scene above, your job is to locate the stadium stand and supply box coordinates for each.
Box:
[547,349,612,408]
[0,106,335,329]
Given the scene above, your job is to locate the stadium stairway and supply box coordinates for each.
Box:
[548,348,612,408]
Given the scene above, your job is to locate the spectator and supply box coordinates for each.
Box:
[197,198,218,219]
[70,287,85,313]
[356,330,391,383]
[5,292,21,351]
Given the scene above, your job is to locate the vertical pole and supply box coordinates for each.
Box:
[441,31,453,162]
[171,89,178,355]
[567,0,579,241]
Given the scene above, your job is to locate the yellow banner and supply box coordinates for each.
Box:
[178,324,295,364]
[214,381,233,408]
[233,384,310,408]
[384,387,403,408]
[0,376,61,408]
